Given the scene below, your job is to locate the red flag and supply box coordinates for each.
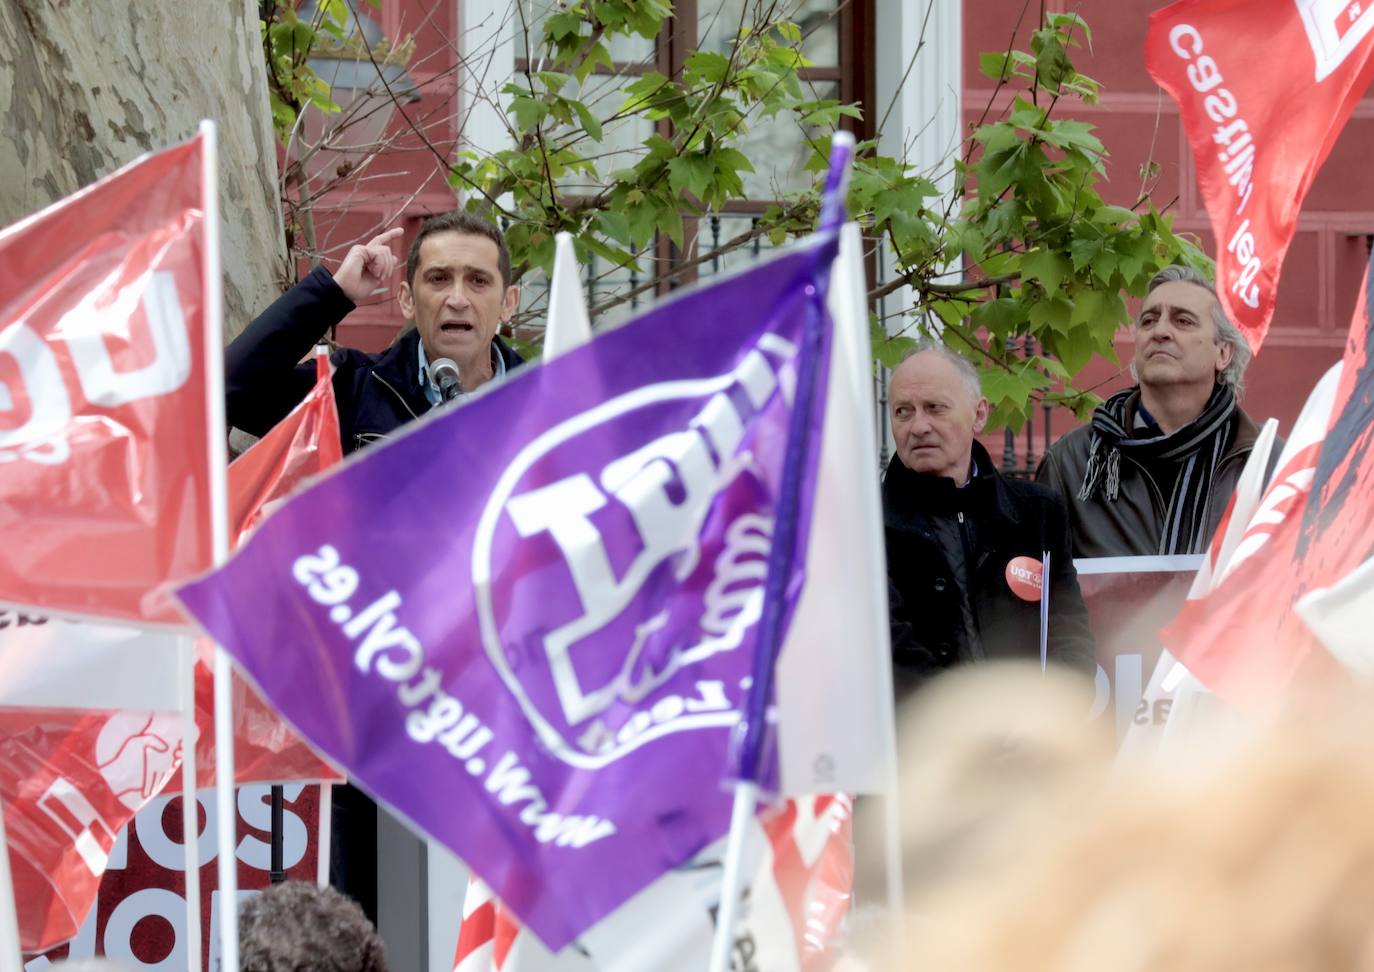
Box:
[0,708,184,951]
[0,134,214,625]
[0,355,341,951]
[1161,253,1374,704]
[1145,0,1374,350]
[195,354,345,786]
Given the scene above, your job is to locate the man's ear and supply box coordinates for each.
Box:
[972,396,990,435]
[501,284,521,323]
[1215,339,1234,376]
[398,280,415,321]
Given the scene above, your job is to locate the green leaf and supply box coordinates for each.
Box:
[545,10,584,42]
[1069,288,1109,329]
[660,205,684,248]
[1069,236,1104,273]
[979,366,1035,407]
[1021,249,1072,295]
[871,328,916,369]
[970,298,1023,337]
[580,234,637,269]
[1027,297,1073,335]
[980,362,1049,408]
[1033,33,1073,92]
[596,211,631,246]
[685,50,731,85]
[1028,354,1071,380]
[1042,324,1096,374]
[571,100,603,141]
[1007,97,1046,131]
[625,200,660,248]
[979,51,1011,82]
[1115,233,1156,285]
[510,95,548,132]
[1039,118,1105,158]
[1048,11,1092,46]
[643,132,677,159]
[712,146,755,175]
[668,154,713,199]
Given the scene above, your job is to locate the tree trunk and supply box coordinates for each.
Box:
[0,0,290,338]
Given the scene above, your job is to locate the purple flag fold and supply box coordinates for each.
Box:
[176,232,838,949]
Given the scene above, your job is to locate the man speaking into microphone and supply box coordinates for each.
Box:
[227,211,523,454]
[223,212,524,920]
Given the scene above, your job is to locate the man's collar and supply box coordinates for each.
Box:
[1132,397,1164,435]
[417,340,506,405]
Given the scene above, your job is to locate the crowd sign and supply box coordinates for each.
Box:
[27,785,327,971]
[1076,557,1203,740]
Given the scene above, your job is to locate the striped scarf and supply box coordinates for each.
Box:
[1078,384,1237,554]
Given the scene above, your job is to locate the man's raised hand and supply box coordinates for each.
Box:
[332,227,405,303]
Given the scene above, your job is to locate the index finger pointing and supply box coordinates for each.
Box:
[368,227,406,249]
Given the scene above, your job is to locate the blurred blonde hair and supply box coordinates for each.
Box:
[864,670,1374,971]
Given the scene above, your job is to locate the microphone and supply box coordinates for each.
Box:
[430,357,464,402]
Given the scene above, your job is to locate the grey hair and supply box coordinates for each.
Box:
[1146,265,1252,394]
[897,339,984,402]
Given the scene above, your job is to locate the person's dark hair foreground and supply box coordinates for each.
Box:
[239,881,388,972]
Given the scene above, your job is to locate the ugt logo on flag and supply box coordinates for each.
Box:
[177,233,837,950]
[477,333,798,765]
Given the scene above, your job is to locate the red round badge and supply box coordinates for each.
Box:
[1005,556,1044,602]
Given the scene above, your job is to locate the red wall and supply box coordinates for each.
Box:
[965,0,1373,447]
[313,0,1374,442]
[304,0,462,353]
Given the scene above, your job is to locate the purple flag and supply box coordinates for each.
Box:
[176,233,837,949]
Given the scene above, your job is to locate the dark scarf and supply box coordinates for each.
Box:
[1078,384,1237,554]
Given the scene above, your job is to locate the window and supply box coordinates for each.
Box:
[508,0,871,326]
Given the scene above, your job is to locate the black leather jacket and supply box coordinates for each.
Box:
[226,266,523,454]
[884,442,1097,704]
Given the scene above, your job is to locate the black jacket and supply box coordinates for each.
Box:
[226,265,523,453]
[1037,391,1269,558]
[884,442,1096,702]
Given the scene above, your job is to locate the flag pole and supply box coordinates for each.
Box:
[831,220,905,917]
[705,780,759,972]
[199,118,240,972]
[0,800,22,972]
[316,783,333,886]
[708,132,856,972]
[1039,551,1051,672]
[179,638,204,972]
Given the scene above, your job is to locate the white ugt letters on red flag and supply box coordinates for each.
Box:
[0,134,213,625]
[1145,0,1374,351]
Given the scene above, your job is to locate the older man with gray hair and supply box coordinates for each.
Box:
[884,343,1095,704]
[1038,265,1267,558]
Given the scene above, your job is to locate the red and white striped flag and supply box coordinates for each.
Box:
[453,795,853,972]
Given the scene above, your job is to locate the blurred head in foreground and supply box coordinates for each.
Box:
[859,664,1374,971]
[858,662,1110,902]
[239,881,388,972]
